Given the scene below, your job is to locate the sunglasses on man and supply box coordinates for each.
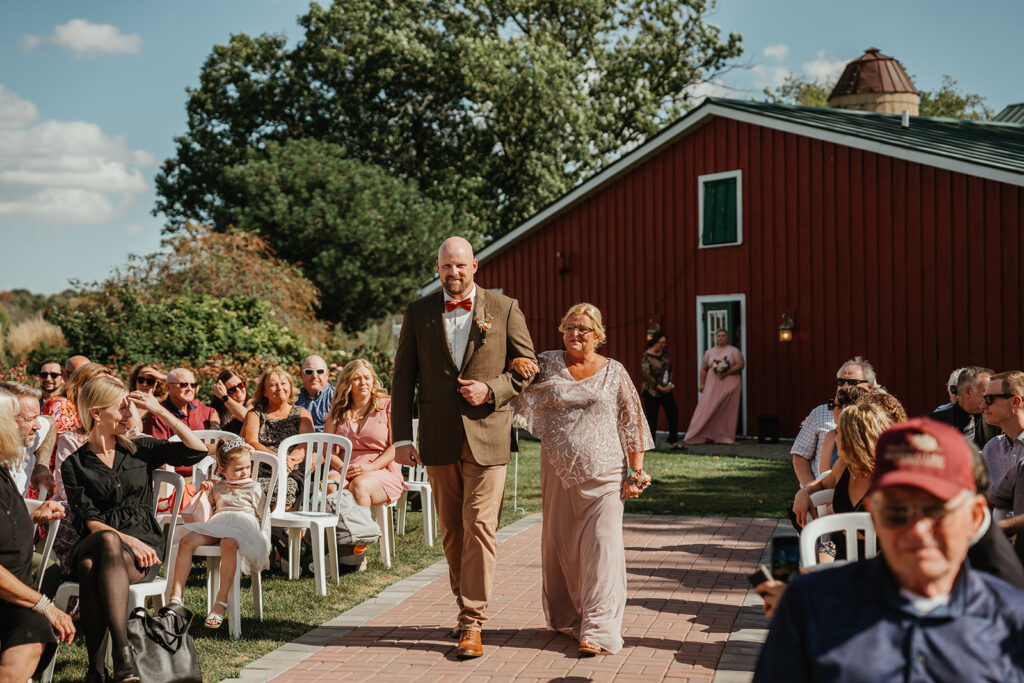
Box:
[302,368,327,376]
[835,377,868,388]
[169,382,199,389]
[39,372,61,379]
[983,393,1018,405]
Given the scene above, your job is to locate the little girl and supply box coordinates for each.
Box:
[169,437,271,628]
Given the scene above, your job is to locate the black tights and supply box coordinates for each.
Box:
[76,531,148,673]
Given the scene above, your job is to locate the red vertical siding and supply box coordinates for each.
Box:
[477,118,1024,436]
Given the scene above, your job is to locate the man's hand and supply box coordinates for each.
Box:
[458,378,492,406]
[31,465,54,498]
[754,579,786,618]
[29,501,65,524]
[395,443,421,467]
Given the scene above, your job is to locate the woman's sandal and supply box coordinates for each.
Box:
[168,596,185,606]
[578,639,610,656]
[205,601,229,628]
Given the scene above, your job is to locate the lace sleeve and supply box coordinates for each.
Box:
[615,363,655,454]
[511,351,558,436]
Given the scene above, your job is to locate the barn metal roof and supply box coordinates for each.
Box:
[994,103,1024,124]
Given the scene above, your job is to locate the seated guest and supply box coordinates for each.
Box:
[50,364,112,500]
[242,367,314,509]
[980,371,1024,494]
[40,355,93,435]
[38,360,64,404]
[816,385,869,475]
[755,418,1024,681]
[63,376,208,682]
[791,357,879,488]
[930,365,997,449]
[860,391,908,425]
[209,369,252,434]
[934,367,965,412]
[0,382,56,498]
[144,367,220,476]
[0,397,75,681]
[323,360,405,506]
[127,363,166,423]
[296,355,335,432]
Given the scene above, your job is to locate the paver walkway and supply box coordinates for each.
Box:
[235,514,780,682]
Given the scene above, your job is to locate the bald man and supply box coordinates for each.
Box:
[392,236,537,658]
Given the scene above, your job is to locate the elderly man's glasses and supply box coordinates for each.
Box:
[874,493,968,529]
[39,372,61,379]
[169,382,198,389]
[302,368,326,376]
[835,377,867,388]
[563,325,594,336]
[984,393,1017,405]
[136,376,157,387]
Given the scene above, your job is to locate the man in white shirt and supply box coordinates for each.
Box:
[0,382,56,496]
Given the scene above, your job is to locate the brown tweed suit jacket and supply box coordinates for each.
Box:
[391,287,537,466]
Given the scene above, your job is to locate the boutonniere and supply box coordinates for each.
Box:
[476,313,494,344]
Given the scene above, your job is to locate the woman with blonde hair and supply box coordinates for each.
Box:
[512,302,654,656]
[324,359,405,506]
[0,392,75,681]
[61,376,208,682]
[50,363,118,501]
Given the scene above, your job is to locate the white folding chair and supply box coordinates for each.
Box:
[374,500,398,569]
[45,470,185,683]
[809,489,834,519]
[24,498,61,592]
[270,433,348,596]
[188,453,276,638]
[799,512,877,568]
[396,465,435,547]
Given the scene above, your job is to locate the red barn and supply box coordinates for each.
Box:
[424,98,1024,438]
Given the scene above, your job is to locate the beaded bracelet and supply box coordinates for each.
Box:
[627,466,652,491]
[32,595,53,614]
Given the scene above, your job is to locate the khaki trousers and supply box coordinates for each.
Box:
[426,440,506,629]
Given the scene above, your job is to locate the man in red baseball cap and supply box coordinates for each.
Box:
[755,418,1024,681]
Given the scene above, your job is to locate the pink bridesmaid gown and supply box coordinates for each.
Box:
[683,345,742,445]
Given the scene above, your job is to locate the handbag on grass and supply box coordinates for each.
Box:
[125,605,202,683]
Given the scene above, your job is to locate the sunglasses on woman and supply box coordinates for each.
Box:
[226,384,246,396]
[136,376,157,387]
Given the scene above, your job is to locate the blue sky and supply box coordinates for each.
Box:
[1,0,1020,294]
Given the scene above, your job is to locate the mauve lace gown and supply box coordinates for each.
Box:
[513,351,654,653]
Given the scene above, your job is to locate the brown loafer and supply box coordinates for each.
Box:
[456,629,483,658]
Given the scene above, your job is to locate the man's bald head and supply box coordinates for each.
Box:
[65,355,90,376]
[437,236,478,299]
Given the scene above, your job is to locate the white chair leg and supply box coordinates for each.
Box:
[375,505,392,569]
[253,569,264,622]
[229,567,242,639]
[310,523,327,596]
[207,556,221,615]
[422,490,434,548]
[287,528,301,580]
[327,528,340,585]
[396,491,408,536]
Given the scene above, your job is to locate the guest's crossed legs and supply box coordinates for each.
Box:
[427,441,505,630]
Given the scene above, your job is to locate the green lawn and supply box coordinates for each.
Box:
[50,442,796,682]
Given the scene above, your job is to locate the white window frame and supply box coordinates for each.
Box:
[697,169,743,249]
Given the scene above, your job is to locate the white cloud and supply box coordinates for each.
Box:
[803,50,848,83]
[763,44,789,61]
[0,84,153,225]
[21,19,142,58]
[123,223,144,235]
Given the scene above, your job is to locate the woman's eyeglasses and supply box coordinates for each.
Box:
[226,384,246,396]
[563,325,594,336]
[136,376,157,387]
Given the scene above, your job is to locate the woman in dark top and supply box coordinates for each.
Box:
[640,331,683,450]
[209,368,253,434]
[62,376,207,683]
[0,394,75,680]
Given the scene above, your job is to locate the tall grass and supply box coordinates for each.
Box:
[4,315,66,363]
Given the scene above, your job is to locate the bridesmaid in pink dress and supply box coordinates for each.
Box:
[324,360,406,506]
[683,329,745,445]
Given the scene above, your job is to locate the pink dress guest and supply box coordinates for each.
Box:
[684,343,743,445]
[330,398,406,504]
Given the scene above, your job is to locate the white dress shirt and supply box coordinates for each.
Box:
[443,285,476,370]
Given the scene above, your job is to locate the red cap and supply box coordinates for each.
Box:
[867,418,976,501]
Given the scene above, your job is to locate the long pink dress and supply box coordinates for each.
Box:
[330,398,406,504]
[683,345,743,445]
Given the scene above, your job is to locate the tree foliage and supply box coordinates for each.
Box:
[761,74,830,108]
[222,138,473,330]
[155,0,743,246]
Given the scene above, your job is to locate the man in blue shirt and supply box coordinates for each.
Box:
[296,355,335,432]
[755,418,1024,682]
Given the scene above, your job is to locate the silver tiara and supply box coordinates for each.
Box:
[222,435,248,453]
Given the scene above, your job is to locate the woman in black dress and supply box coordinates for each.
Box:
[0,392,75,680]
[62,376,208,683]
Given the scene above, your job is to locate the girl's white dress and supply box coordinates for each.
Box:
[183,478,271,573]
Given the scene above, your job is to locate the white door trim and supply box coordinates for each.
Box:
[695,293,747,435]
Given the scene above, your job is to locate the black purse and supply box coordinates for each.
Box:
[125,605,202,683]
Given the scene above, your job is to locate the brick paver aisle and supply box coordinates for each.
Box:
[250,515,776,682]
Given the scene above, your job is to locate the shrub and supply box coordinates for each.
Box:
[4,316,67,364]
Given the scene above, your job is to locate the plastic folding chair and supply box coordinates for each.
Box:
[809,489,834,519]
[270,433,349,596]
[24,498,60,592]
[799,511,877,568]
[396,465,435,547]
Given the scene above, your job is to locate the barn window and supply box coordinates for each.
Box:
[698,170,742,248]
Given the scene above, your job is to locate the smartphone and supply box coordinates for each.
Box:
[770,535,800,583]
[747,564,773,587]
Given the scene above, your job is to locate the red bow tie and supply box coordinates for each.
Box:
[445,298,472,313]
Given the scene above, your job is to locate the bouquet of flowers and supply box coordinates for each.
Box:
[712,357,731,377]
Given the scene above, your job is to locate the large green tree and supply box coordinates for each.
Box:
[155,0,742,247]
[223,138,472,330]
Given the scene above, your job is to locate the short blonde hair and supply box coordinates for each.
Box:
[78,375,136,453]
[559,302,607,347]
[837,401,893,478]
[0,392,25,467]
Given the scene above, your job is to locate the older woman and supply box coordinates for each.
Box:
[210,368,252,434]
[683,328,745,445]
[513,303,653,656]
[0,393,75,681]
[242,367,314,509]
[62,376,207,682]
[324,360,405,506]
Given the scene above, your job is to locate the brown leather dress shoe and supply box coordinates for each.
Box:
[456,629,483,658]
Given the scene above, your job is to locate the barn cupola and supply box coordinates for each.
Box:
[827,48,919,115]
